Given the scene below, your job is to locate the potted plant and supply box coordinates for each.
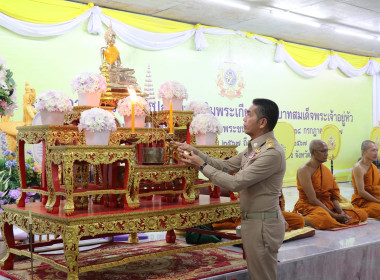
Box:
[0,55,17,117]
[189,113,222,145]
[117,96,150,127]
[158,80,188,110]
[78,107,117,145]
[71,72,107,106]
[184,100,211,115]
[34,90,73,125]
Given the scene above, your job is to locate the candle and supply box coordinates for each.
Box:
[131,100,135,134]
[28,202,32,224]
[169,100,173,134]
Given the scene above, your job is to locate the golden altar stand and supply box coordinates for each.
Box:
[0,195,241,280]
[46,145,135,215]
[16,125,84,207]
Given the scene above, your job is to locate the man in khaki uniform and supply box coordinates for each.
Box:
[178,98,286,280]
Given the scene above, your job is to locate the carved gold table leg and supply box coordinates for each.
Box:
[63,157,75,215]
[125,177,140,210]
[0,220,15,270]
[63,227,80,280]
[128,233,139,243]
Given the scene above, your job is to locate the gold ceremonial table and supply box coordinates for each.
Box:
[16,125,84,207]
[0,195,241,280]
[46,145,135,215]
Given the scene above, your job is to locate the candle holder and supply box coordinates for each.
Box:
[165,133,175,165]
[125,133,139,144]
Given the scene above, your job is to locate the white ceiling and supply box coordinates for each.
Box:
[72,0,380,57]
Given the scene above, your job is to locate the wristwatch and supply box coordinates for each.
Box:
[199,162,208,172]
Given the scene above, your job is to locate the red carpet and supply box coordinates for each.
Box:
[0,240,246,280]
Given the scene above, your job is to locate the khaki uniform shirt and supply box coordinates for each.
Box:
[199,131,286,214]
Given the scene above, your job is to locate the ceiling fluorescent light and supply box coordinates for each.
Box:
[335,28,374,40]
[206,0,250,11]
[271,10,320,28]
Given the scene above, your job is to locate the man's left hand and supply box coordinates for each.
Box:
[181,151,205,170]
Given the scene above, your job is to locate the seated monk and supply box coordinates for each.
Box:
[351,140,380,219]
[280,191,305,232]
[293,139,367,229]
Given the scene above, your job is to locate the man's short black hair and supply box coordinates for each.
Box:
[252,98,279,131]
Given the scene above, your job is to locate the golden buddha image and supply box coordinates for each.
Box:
[100,22,140,93]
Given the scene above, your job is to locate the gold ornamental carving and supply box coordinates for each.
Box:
[196,145,238,159]
[109,127,168,145]
[151,111,193,127]
[64,106,115,126]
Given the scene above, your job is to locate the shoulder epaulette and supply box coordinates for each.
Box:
[265,138,275,149]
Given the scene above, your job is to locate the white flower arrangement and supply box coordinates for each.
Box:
[71,72,107,95]
[117,96,150,117]
[158,80,188,100]
[185,101,211,115]
[78,107,117,133]
[35,90,73,112]
[189,113,222,135]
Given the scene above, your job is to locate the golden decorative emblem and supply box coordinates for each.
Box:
[265,138,275,149]
[327,133,336,151]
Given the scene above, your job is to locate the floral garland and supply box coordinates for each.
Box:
[71,72,107,95]
[35,90,73,112]
[185,100,211,115]
[117,96,150,117]
[190,113,222,135]
[78,107,117,132]
[158,80,188,99]
[0,55,17,116]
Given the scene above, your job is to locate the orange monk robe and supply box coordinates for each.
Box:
[280,192,305,232]
[351,163,380,219]
[212,217,241,230]
[293,164,367,230]
[212,192,305,232]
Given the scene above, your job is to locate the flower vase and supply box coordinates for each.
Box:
[195,132,217,145]
[124,115,146,128]
[78,91,102,106]
[84,130,111,145]
[40,110,66,125]
[163,97,183,111]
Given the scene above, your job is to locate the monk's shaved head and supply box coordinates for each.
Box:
[361,140,375,152]
[309,139,326,153]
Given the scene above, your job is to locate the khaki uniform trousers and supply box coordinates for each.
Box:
[241,215,285,280]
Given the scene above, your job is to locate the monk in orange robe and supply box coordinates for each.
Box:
[293,140,367,229]
[351,140,380,219]
[280,192,305,232]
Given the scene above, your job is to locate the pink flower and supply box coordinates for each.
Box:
[35,90,73,112]
[78,107,117,132]
[158,81,188,100]
[185,101,211,115]
[190,113,222,135]
[71,72,107,96]
[117,96,150,117]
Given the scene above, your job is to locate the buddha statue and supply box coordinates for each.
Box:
[0,82,37,152]
[23,82,37,126]
[100,23,140,92]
